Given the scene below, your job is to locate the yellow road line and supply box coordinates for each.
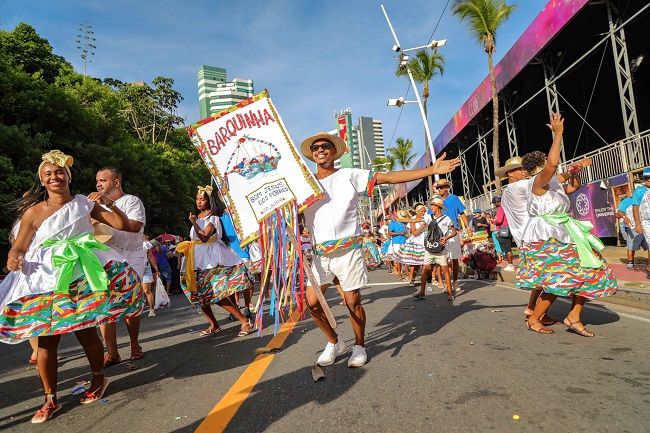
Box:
[195,310,301,433]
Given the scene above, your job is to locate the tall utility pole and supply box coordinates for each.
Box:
[76,19,96,81]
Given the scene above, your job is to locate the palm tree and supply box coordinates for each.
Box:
[388,138,417,170]
[395,48,445,125]
[452,0,518,194]
[388,138,417,207]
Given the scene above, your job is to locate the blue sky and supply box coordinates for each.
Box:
[1,0,548,166]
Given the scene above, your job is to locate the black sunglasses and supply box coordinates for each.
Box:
[310,142,334,152]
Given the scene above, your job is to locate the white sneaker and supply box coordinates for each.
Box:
[148,309,156,317]
[347,345,367,368]
[316,339,346,366]
[452,280,460,291]
[503,264,516,272]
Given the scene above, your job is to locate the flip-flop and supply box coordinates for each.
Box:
[80,378,110,404]
[31,404,62,424]
[412,293,425,300]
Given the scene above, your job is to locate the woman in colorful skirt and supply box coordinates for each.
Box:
[518,114,617,336]
[176,186,254,337]
[0,150,143,423]
[362,230,382,270]
[394,204,427,285]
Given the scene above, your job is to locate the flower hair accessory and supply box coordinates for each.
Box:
[38,150,73,181]
[197,185,213,196]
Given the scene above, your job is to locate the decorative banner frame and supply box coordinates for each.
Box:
[186,90,323,246]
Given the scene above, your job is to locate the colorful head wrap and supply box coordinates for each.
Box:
[38,150,73,182]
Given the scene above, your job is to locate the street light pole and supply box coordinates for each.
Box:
[381,4,441,183]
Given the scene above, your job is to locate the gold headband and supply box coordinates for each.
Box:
[197,185,213,196]
[38,150,73,182]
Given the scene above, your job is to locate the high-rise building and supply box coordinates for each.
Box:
[357,116,386,169]
[197,65,254,119]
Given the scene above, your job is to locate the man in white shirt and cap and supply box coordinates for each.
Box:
[300,132,460,368]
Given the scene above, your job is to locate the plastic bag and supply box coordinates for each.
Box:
[154,276,170,309]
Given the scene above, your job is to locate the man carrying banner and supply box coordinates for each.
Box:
[300,132,460,368]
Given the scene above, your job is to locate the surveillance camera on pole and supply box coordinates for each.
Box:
[392,44,401,53]
[429,39,447,49]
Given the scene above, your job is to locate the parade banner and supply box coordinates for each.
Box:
[568,173,628,238]
[186,90,323,247]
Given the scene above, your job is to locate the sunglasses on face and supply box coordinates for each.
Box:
[437,185,449,189]
[310,142,334,152]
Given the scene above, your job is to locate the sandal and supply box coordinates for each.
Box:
[102,354,121,369]
[527,319,555,334]
[31,391,61,424]
[130,346,144,361]
[199,326,221,337]
[447,295,455,301]
[413,293,425,300]
[563,318,595,337]
[238,321,254,337]
[80,377,110,404]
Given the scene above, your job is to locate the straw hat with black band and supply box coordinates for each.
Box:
[495,156,524,178]
[93,222,114,244]
[300,132,347,162]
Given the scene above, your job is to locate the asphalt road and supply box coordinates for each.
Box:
[1,272,650,433]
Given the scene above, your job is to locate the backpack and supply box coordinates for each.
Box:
[425,216,447,254]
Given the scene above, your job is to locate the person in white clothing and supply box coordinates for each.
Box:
[414,196,457,300]
[300,132,460,368]
[96,166,147,366]
[497,154,593,323]
[175,186,253,337]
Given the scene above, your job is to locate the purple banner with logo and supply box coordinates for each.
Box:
[568,173,629,237]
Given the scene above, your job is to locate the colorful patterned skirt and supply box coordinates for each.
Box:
[363,242,382,269]
[516,238,618,298]
[182,264,252,308]
[0,261,143,341]
[393,238,425,266]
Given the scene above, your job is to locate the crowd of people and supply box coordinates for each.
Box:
[0,113,639,424]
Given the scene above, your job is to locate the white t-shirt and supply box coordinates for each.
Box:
[302,168,373,245]
[429,214,454,238]
[105,194,146,275]
[501,179,531,247]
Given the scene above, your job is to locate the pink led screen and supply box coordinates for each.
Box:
[433,0,590,154]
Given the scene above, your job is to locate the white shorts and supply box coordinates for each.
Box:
[445,233,462,260]
[423,250,449,266]
[309,248,368,291]
[142,262,154,284]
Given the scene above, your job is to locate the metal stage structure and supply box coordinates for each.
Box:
[380,0,650,226]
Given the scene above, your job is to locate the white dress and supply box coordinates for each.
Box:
[0,195,143,342]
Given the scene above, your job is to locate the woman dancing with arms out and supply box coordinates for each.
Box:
[175,186,254,337]
[0,150,144,423]
[519,114,617,335]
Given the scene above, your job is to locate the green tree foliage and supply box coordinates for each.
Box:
[0,23,210,260]
[388,138,417,170]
